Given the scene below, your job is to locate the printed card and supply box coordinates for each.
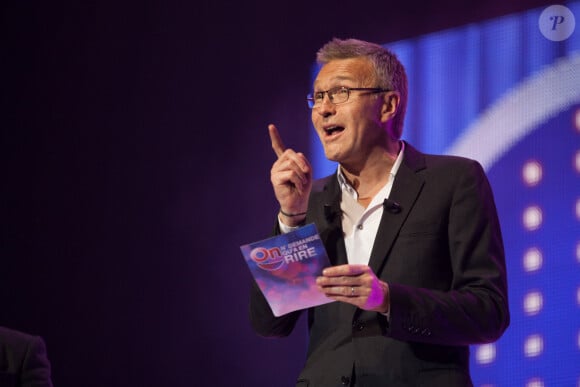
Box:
[241,223,334,316]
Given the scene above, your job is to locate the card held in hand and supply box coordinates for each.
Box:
[241,223,335,316]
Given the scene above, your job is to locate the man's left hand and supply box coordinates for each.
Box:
[316,264,390,313]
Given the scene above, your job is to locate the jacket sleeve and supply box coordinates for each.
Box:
[387,159,510,346]
[249,279,303,338]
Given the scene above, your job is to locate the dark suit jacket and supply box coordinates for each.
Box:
[250,143,510,387]
[0,327,53,387]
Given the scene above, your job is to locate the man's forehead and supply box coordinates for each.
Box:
[313,58,371,87]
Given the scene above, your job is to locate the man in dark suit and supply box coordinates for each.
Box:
[249,38,509,386]
[0,326,53,387]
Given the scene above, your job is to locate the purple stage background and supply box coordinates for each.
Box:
[0,1,563,386]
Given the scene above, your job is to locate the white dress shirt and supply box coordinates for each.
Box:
[338,142,404,265]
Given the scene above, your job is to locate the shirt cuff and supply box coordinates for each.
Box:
[278,215,301,234]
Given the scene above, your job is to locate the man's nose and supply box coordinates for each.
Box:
[317,94,336,115]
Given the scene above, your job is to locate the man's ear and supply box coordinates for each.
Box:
[380,91,400,123]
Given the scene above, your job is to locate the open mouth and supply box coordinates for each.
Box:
[324,126,345,136]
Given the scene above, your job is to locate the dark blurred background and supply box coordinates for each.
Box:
[0,1,555,385]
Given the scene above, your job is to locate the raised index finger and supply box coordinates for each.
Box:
[268,124,286,158]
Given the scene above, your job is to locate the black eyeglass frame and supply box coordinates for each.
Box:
[306,86,391,109]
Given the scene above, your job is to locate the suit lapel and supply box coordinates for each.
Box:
[311,176,360,319]
[367,143,426,275]
[309,176,348,266]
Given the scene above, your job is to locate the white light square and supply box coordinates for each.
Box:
[522,161,542,186]
[524,248,543,272]
[524,334,543,357]
[526,378,544,387]
[475,343,496,364]
[523,206,543,231]
[524,291,543,315]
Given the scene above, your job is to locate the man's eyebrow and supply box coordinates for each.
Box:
[313,76,356,90]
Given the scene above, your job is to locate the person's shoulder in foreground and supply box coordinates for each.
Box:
[0,326,53,387]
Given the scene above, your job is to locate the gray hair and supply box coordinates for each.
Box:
[316,38,408,139]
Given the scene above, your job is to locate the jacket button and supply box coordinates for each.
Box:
[341,376,351,385]
[352,320,365,331]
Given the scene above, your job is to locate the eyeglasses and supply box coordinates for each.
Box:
[307,86,390,109]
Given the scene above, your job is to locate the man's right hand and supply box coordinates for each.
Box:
[269,124,313,226]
